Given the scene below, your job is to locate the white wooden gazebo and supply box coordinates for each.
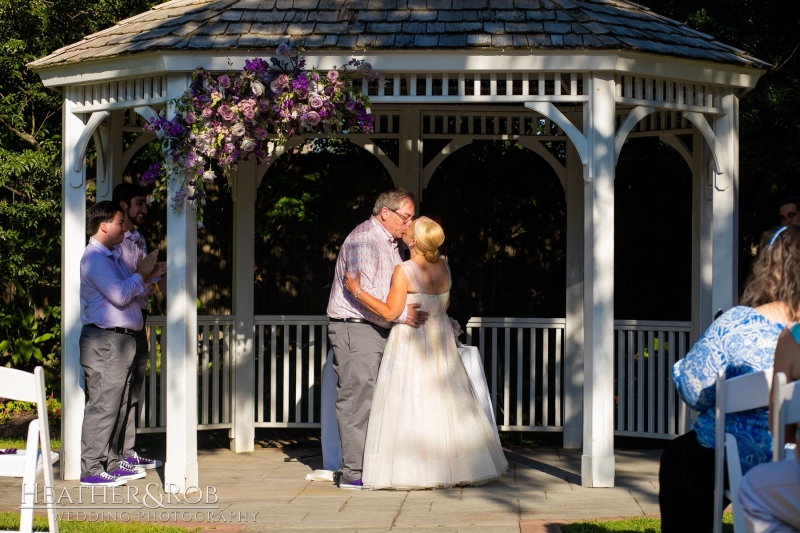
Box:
[29,0,767,491]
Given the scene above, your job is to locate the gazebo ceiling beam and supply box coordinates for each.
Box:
[34,51,762,95]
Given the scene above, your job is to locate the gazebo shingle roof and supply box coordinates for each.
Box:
[28,0,769,70]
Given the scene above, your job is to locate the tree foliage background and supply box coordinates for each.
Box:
[0,0,166,383]
[0,0,798,388]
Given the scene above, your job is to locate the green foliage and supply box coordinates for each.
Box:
[0,0,170,382]
[0,395,61,426]
[635,0,800,270]
[0,282,60,384]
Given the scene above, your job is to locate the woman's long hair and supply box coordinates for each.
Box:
[740,224,800,321]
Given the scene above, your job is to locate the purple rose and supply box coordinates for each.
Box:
[308,95,324,109]
[202,107,213,119]
[185,112,197,124]
[345,100,357,111]
[305,111,321,127]
[277,74,290,87]
[270,80,282,94]
[327,70,339,82]
[218,75,231,88]
[254,128,268,140]
[276,43,291,58]
[218,105,235,121]
[243,107,255,120]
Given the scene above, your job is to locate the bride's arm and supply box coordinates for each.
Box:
[345,265,409,321]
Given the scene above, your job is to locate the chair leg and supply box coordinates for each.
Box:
[19,420,40,533]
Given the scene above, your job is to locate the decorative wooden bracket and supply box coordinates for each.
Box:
[134,106,164,139]
[524,102,589,181]
[516,138,567,190]
[256,138,304,186]
[350,139,401,186]
[614,106,654,165]
[683,111,728,190]
[72,111,109,173]
[421,139,472,189]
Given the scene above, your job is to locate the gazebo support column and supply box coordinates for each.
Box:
[231,158,256,452]
[563,114,584,450]
[164,74,199,493]
[687,130,714,344]
[60,89,88,480]
[581,74,616,488]
[397,109,422,198]
[711,92,740,315]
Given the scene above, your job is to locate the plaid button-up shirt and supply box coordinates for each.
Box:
[327,217,406,329]
[119,229,150,311]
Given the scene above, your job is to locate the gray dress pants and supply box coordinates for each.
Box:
[79,326,137,477]
[328,321,390,483]
[109,327,148,461]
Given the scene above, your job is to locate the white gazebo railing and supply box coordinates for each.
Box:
[136,315,689,439]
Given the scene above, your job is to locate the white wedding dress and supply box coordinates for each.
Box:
[362,260,508,490]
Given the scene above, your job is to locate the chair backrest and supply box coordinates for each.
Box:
[0,366,50,444]
[0,366,57,533]
[0,367,41,404]
[713,367,773,533]
[772,372,800,460]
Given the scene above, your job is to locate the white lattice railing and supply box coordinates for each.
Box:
[136,315,690,439]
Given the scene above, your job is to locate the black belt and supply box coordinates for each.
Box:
[329,317,368,324]
[86,323,141,337]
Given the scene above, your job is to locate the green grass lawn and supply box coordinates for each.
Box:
[564,514,734,532]
[0,513,197,533]
[0,437,61,451]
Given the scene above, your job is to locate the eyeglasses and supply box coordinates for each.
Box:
[388,208,413,225]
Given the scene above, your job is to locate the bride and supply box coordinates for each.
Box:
[344,216,508,490]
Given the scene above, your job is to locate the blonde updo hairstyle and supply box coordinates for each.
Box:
[410,216,445,263]
[740,224,800,321]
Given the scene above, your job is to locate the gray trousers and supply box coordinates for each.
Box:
[79,326,136,477]
[328,322,389,483]
[109,327,147,460]
[739,459,800,532]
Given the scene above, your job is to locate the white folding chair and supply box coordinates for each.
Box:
[772,371,800,461]
[713,367,773,533]
[0,366,59,533]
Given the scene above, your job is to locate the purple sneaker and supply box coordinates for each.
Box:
[125,452,163,470]
[109,464,147,480]
[338,478,363,490]
[80,472,126,487]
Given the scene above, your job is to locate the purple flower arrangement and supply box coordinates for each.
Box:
[143,45,381,223]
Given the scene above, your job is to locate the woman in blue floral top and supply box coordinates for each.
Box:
[659,224,800,532]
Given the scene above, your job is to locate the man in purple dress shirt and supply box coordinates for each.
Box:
[326,188,428,489]
[78,201,163,487]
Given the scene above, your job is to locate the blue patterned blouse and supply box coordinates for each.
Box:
[672,306,784,473]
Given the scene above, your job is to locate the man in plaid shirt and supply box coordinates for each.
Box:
[327,188,428,489]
